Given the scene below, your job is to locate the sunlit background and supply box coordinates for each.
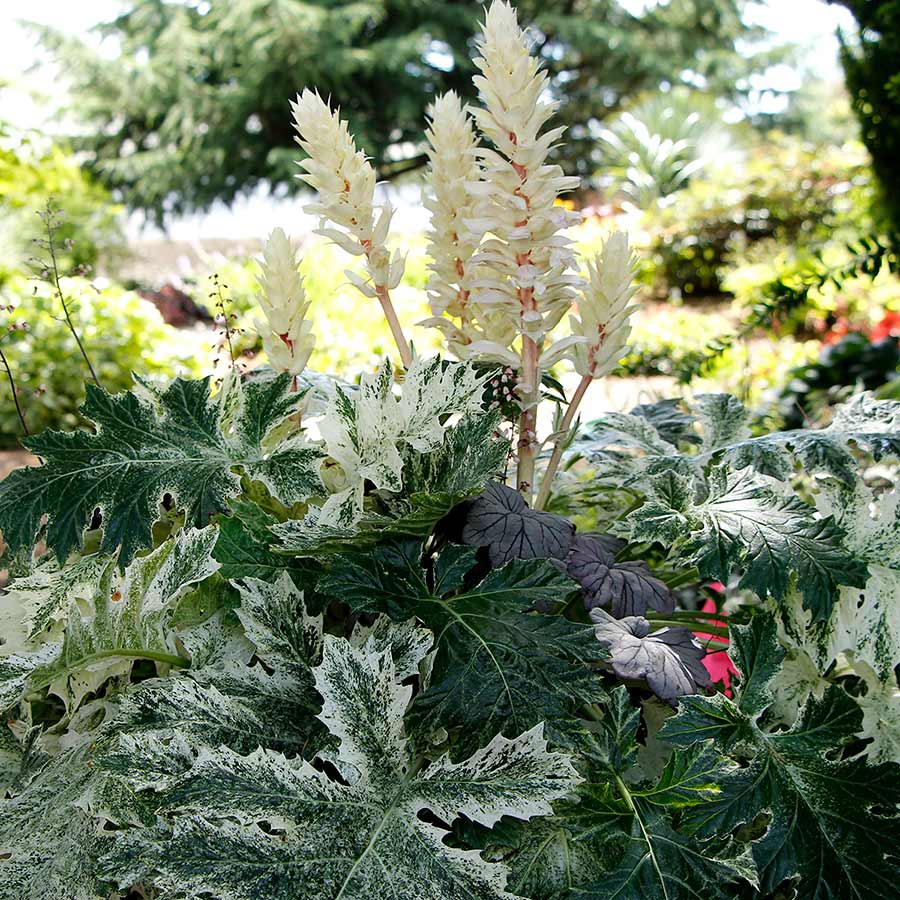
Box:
[0,0,897,455]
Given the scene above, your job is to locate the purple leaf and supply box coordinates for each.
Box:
[462,481,575,566]
[591,609,711,703]
[567,534,675,617]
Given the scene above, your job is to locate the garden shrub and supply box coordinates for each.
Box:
[643,135,874,297]
[0,5,897,900]
[0,275,202,445]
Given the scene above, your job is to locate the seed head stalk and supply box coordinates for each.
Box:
[41,205,100,388]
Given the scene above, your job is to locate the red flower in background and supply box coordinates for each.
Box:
[872,311,900,342]
[694,588,736,696]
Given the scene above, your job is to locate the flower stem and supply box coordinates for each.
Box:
[516,333,540,502]
[0,345,28,437]
[534,373,592,510]
[375,284,413,369]
[645,616,730,639]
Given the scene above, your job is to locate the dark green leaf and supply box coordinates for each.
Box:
[320,540,602,757]
[0,376,322,566]
[660,617,900,899]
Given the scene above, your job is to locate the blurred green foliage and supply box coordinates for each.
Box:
[772,330,900,429]
[32,0,779,224]
[0,276,201,446]
[640,135,874,298]
[597,88,737,208]
[0,128,124,278]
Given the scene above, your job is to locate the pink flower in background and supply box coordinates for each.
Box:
[694,590,736,696]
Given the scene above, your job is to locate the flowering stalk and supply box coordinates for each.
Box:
[291,90,412,368]
[255,228,314,393]
[535,232,638,509]
[0,345,28,437]
[466,1,582,500]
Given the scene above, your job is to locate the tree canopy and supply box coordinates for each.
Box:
[35,0,776,224]
[830,0,900,238]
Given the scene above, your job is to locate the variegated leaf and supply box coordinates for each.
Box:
[102,629,580,900]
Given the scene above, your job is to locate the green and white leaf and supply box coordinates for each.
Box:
[577,392,900,491]
[0,527,219,713]
[771,482,900,760]
[630,463,868,620]
[660,616,900,899]
[307,356,486,529]
[1,552,110,645]
[274,412,506,556]
[814,481,900,680]
[0,721,157,900]
[0,374,323,565]
[214,499,318,582]
[479,689,756,900]
[102,629,581,900]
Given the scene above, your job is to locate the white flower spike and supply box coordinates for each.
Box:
[569,231,638,379]
[291,89,411,366]
[255,228,315,384]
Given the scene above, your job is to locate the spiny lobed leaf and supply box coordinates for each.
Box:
[274,411,507,556]
[578,392,900,488]
[660,616,900,900]
[320,539,603,757]
[766,481,900,764]
[0,527,219,714]
[0,375,323,566]
[101,627,581,900]
[305,356,487,531]
[630,464,868,620]
[466,689,756,900]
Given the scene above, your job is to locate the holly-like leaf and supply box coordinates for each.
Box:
[629,398,700,447]
[0,744,109,900]
[1,553,111,643]
[814,482,900,681]
[630,464,868,620]
[462,481,575,566]
[660,616,900,899]
[310,356,486,529]
[591,609,710,703]
[320,540,601,757]
[827,391,900,459]
[693,393,751,451]
[0,724,24,796]
[0,375,323,566]
[0,527,219,714]
[772,482,900,762]
[474,689,755,900]
[101,629,581,900]
[0,717,163,900]
[578,392,900,492]
[235,572,324,681]
[567,533,674,616]
[214,499,318,584]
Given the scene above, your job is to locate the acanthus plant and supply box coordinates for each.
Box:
[0,2,898,898]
